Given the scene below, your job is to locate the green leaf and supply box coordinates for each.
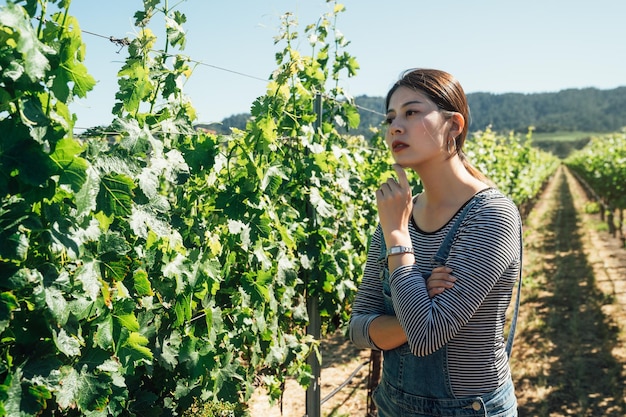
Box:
[159,330,181,370]
[100,230,132,255]
[97,174,135,217]
[260,164,287,193]
[346,55,359,76]
[242,270,273,304]
[50,137,88,192]
[309,186,337,218]
[53,328,81,357]
[133,269,154,296]
[211,351,243,394]
[124,331,153,361]
[75,260,101,300]
[45,286,69,326]
[0,291,18,334]
[95,316,114,350]
[64,57,96,99]
[165,13,186,48]
[56,365,112,412]
[116,61,153,114]
[75,168,100,218]
[345,104,360,129]
[27,383,52,414]
[68,296,95,321]
[0,3,52,81]
[2,368,24,417]
[174,294,191,326]
[20,96,49,127]
[0,232,29,262]
[49,15,96,100]
[255,114,278,150]
[116,312,140,332]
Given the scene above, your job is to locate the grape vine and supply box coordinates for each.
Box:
[566,131,626,238]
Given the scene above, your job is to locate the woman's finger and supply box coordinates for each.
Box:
[427,268,456,291]
[427,277,455,288]
[392,163,410,189]
[428,287,446,298]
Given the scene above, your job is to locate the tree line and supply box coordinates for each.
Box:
[203,86,626,137]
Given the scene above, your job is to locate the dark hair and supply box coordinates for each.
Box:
[386,68,490,183]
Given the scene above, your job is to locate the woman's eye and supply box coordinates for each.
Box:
[383,117,394,125]
[406,109,418,117]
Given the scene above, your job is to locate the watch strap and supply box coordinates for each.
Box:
[386,245,413,258]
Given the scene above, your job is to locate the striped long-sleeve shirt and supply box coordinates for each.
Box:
[349,188,522,397]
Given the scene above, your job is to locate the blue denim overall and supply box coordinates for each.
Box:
[374,193,520,417]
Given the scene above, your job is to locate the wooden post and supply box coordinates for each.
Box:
[305,93,323,417]
[305,297,321,417]
[366,350,381,416]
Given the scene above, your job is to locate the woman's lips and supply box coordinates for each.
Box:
[391,140,408,152]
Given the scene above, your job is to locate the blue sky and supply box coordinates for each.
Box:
[6,0,626,129]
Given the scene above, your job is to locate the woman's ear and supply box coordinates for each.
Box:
[449,112,465,139]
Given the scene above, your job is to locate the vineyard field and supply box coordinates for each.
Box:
[1,1,624,416]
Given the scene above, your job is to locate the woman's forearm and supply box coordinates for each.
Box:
[369,314,408,350]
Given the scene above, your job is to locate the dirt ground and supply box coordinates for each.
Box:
[249,332,371,417]
[249,165,626,417]
[512,166,626,416]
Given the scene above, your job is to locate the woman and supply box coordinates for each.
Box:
[349,68,521,416]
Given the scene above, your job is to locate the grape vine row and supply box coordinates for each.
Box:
[566,131,626,237]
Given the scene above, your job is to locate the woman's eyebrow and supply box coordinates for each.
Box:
[387,100,424,113]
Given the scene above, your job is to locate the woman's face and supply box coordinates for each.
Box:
[384,86,451,169]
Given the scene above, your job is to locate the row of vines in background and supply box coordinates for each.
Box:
[466,127,560,216]
[565,131,626,241]
[0,1,558,416]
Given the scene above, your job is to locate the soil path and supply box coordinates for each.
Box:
[512,165,626,416]
[250,165,626,417]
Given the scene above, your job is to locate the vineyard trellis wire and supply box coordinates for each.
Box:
[70,16,386,136]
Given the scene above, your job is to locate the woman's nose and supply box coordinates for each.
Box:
[389,119,404,134]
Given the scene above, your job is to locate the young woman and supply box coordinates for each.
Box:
[349,68,521,416]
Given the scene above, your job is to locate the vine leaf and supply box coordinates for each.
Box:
[0,3,52,81]
[20,97,48,127]
[165,12,186,48]
[122,331,154,362]
[0,291,19,333]
[50,137,88,192]
[97,174,135,217]
[242,270,273,304]
[53,328,81,357]
[115,58,153,115]
[133,269,154,296]
[56,365,111,412]
[49,15,96,100]
[344,104,360,129]
[211,351,243,394]
[116,312,140,332]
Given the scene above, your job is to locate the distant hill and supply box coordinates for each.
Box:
[197,86,626,137]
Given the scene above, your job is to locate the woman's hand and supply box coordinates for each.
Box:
[426,266,456,298]
[376,164,413,243]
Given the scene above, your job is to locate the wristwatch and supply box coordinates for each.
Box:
[386,245,413,258]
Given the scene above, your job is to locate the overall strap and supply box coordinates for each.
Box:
[505,222,523,358]
[433,192,522,359]
[430,193,494,266]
